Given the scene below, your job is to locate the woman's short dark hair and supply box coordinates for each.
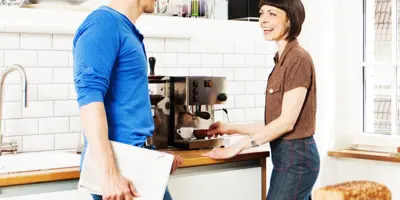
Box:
[259,0,305,41]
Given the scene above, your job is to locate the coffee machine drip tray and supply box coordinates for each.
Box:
[173,138,225,150]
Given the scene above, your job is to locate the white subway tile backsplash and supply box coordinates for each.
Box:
[69,52,73,66]
[1,120,5,133]
[213,68,234,80]
[25,67,53,83]
[234,95,255,108]
[189,68,213,76]
[23,134,54,152]
[190,39,234,54]
[152,53,177,67]
[6,119,38,136]
[189,39,207,53]
[234,68,255,81]
[38,51,69,67]
[224,55,244,67]
[234,42,254,54]
[55,133,79,150]
[265,55,276,66]
[165,68,189,76]
[254,41,277,54]
[201,54,223,68]
[1,68,22,84]
[245,55,265,66]
[255,95,265,107]
[245,81,267,94]
[254,67,273,80]
[22,101,54,118]
[143,38,164,52]
[69,84,77,99]
[4,50,37,66]
[53,35,73,50]
[53,68,73,83]
[245,108,264,121]
[0,50,3,66]
[38,84,69,100]
[20,33,52,50]
[0,32,278,152]
[4,84,37,102]
[178,53,201,66]
[54,100,79,116]
[224,109,245,123]
[39,117,69,134]
[70,116,81,132]
[0,33,20,49]
[2,102,22,119]
[227,82,245,95]
[211,40,235,54]
[165,39,189,52]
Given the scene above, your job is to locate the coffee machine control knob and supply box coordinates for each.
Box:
[192,80,198,87]
[217,93,228,102]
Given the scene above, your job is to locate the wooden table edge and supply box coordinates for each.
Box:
[327,149,400,163]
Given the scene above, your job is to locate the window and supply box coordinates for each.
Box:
[362,0,400,140]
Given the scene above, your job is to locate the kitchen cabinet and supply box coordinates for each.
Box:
[0,148,270,200]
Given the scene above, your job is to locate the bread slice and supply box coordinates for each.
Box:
[312,180,391,200]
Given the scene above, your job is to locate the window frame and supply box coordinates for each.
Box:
[358,0,400,148]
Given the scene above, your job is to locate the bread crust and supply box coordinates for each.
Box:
[312,180,391,200]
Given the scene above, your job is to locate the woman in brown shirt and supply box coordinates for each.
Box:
[203,0,320,199]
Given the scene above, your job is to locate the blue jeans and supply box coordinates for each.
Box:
[267,136,320,200]
[91,187,173,200]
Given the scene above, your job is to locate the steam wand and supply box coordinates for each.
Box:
[213,108,229,123]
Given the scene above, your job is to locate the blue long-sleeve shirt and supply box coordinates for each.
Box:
[72,6,154,165]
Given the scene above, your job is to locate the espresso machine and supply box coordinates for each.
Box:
[148,57,228,150]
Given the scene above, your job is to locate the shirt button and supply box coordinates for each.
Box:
[269,89,274,93]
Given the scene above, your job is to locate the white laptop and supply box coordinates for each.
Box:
[78,141,174,200]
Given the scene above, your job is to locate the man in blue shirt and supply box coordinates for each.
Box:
[72,0,183,200]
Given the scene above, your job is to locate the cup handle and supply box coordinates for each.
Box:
[177,129,181,135]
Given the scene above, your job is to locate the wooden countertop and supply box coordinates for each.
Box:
[0,148,269,187]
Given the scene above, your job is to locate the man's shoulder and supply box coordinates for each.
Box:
[80,9,118,29]
[73,8,120,45]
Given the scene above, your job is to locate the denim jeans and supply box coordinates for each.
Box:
[267,136,320,200]
[91,187,173,200]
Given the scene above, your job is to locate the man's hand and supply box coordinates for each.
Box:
[166,152,184,175]
[102,170,139,200]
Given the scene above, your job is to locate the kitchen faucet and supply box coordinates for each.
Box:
[0,64,28,156]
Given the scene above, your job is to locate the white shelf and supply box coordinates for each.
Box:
[0,6,264,41]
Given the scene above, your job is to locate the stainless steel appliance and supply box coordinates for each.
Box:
[148,57,228,150]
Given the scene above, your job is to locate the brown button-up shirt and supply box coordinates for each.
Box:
[264,39,317,140]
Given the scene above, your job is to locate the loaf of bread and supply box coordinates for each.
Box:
[312,180,391,200]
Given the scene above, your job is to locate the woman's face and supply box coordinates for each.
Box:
[259,5,289,41]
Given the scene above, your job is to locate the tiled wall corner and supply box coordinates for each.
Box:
[0,32,275,153]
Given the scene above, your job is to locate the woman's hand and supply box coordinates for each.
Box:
[207,121,229,138]
[201,143,243,159]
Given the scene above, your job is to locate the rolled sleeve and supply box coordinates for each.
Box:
[72,13,120,107]
[283,58,313,92]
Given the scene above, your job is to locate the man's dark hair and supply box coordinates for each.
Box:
[259,0,305,41]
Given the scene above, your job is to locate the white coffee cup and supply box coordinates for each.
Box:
[177,127,194,140]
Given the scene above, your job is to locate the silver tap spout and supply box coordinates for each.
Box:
[0,64,28,146]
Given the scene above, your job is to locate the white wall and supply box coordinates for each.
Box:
[2,0,399,198]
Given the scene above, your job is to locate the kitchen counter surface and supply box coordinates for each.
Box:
[0,147,269,187]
